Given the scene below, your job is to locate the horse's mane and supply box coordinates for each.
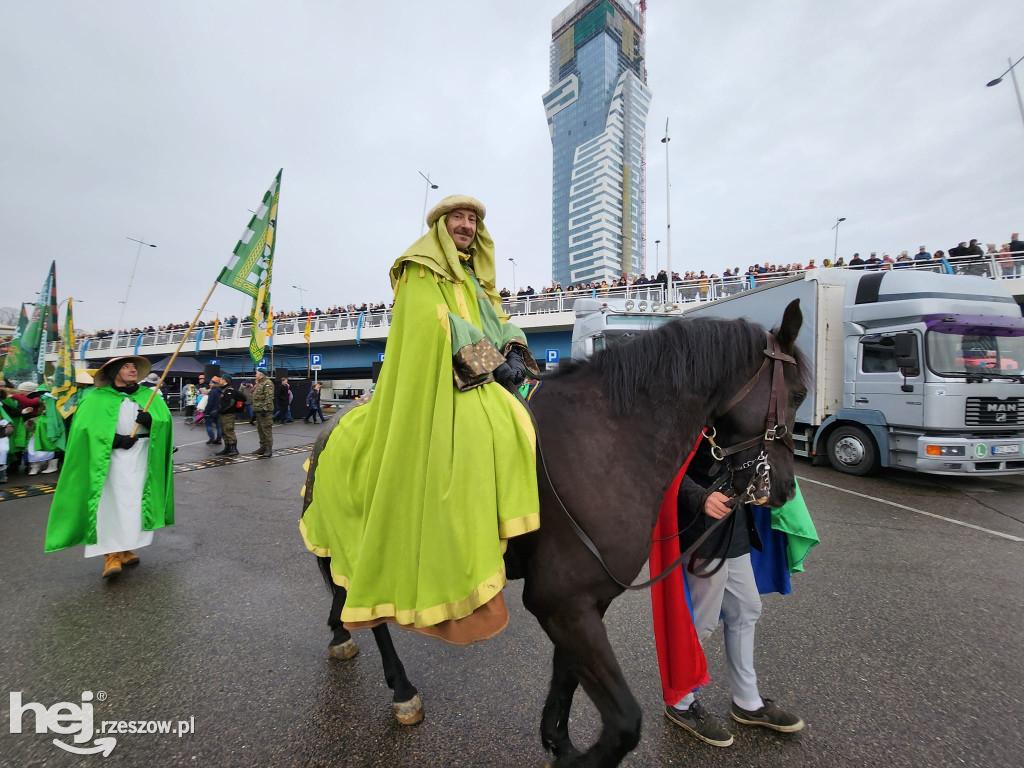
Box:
[553,316,804,416]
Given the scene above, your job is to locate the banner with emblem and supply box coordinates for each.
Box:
[8,261,58,386]
[51,297,79,418]
[1,304,32,383]
[213,169,281,364]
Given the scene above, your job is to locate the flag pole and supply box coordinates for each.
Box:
[129,279,219,438]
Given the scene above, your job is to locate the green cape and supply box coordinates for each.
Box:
[35,394,67,452]
[44,385,174,552]
[302,232,539,629]
[1,398,27,453]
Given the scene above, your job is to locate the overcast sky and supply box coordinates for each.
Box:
[3,0,1023,331]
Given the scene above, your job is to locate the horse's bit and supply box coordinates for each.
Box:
[702,332,797,506]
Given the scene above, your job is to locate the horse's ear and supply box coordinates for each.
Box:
[776,299,802,351]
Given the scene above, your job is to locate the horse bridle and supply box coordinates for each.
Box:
[701,332,797,506]
[507,331,798,592]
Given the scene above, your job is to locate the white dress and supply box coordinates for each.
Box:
[83,397,154,558]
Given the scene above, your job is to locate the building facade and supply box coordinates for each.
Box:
[543,0,651,288]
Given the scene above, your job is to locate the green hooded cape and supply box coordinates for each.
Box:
[44,385,174,552]
[301,215,539,629]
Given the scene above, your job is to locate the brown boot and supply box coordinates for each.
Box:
[102,553,122,578]
[119,550,140,567]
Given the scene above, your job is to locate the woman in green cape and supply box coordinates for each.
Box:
[301,195,540,644]
[45,356,174,578]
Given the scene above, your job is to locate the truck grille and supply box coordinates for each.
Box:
[965,397,1024,426]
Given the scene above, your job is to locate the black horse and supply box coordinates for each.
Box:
[303,300,808,767]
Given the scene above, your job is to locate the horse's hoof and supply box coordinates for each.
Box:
[393,694,424,726]
[328,639,359,660]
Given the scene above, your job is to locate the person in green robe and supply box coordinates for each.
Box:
[301,194,540,645]
[45,355,174,579]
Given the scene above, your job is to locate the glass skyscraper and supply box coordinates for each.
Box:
[543,0,651,287]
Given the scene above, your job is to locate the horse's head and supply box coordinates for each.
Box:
[704,299,808,507]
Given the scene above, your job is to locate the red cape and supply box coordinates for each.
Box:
[650,437,709,706]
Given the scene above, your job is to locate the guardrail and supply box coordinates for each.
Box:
[55,251,1024,357]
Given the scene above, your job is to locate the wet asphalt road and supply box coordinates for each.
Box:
[2,413,1023,768]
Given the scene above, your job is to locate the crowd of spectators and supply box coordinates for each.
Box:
[81,233,1024,340]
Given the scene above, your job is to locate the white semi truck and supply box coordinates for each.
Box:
[571,269,1024,476]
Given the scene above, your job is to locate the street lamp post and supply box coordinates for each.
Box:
[661,119,673,304]
[986,55,1024,137]
[118,236,157,332]
[292,284,307,309]
[832,217,847,260]
[655,239,661,274]
[508,258,518,290]
[419,171,439,235]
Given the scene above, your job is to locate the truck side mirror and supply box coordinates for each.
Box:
[894,333,919,369]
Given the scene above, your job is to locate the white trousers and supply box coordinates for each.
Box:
[685,553,763,710]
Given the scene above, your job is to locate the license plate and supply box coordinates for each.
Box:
[992,444,1020,455]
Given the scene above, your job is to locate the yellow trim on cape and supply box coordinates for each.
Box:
[341,566,507,628]
[497,384,536,452]
[499,512,541,539]
[436,304,452,342]
[299,517,330,558]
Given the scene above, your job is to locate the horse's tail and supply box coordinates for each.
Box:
[316,556,338,594]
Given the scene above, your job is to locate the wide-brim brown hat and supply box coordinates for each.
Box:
[426,194,486,228]
[94,355,151,388]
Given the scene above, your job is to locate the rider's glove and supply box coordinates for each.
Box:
[493,351,528,388]
[112,434,139,451]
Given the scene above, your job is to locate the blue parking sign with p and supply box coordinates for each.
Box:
[310,353,322,370]
[546,349,560,364]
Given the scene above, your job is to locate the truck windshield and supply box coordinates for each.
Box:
[926,331,1024,376]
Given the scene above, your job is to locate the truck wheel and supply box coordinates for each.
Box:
[826,425,879,476]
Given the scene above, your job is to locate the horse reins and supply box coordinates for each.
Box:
[507,330,797,592]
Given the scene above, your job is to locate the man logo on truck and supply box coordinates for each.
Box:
[986,403,1017,412]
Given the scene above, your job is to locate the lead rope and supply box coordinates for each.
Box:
[508,385,727,591]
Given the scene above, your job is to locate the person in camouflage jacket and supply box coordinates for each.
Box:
[250,368,275,457]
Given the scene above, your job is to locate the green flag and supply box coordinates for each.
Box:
[1,304,32,382]
[52,297,79,419]
[217,170,282,299]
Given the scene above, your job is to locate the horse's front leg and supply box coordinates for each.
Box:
[371,624,423,725]
[537,609,641,768]
[541,646,581,760]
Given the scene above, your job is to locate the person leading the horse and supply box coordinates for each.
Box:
[300,194,540,644]
[663,439,807,746]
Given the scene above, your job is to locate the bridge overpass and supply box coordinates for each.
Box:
[51,257,1024,379]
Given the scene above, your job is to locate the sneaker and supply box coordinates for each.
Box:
[730,699,804,733]
[664,702,733,747]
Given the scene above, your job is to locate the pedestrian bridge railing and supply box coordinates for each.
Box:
[58,251,1024,359]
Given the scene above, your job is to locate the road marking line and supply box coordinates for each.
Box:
[796,475,1024,542]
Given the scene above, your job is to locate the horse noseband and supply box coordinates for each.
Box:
[703,332,797,504]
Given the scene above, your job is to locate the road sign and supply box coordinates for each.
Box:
[377,353,386,362]
[310,353,322,371]
[209,359,220,365]
[546,349,560,364]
